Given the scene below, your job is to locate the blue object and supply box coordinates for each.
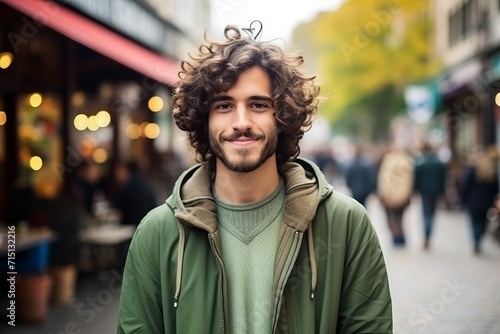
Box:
[3,242,51,274]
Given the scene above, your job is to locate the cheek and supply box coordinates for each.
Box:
[208,111,220,128]
[261,117,279,134]
[208,113,229,134]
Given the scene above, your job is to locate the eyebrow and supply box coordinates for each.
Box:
[210,95,273,104]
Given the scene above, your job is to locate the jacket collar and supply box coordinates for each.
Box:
[166,157,333,233]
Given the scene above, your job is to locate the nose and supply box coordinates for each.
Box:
[232,104,252,131]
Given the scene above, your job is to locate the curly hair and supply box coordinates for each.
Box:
[172,25,320,168]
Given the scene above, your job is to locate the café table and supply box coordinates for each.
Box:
[78,224,136,275]
[79,224,135,246]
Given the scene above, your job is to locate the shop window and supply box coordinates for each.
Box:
[17,93,63,198]
[449,0,478,46]
[448,9,462,46]
[462,0,472,36]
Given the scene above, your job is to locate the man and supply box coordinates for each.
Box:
[117,25,392,333]
[413,141,446,250]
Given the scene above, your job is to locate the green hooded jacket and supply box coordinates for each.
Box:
[117,158,392,333]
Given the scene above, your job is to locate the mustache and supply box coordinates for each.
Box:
[222,129,264,141]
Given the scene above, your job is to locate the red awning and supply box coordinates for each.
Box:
[1,0,180,87]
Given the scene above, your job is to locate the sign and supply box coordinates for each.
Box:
[404,85,437,124]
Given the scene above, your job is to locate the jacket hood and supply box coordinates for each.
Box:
[166,157,333,233]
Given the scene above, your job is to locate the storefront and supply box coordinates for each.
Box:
[0,0,183,223]
[438,58,489,164]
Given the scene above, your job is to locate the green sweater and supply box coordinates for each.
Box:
[215,181,285,333]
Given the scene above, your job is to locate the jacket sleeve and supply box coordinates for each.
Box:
[337,211,393,333]
[117,211,165,334]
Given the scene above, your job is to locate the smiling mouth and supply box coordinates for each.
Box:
[228,137,257,146]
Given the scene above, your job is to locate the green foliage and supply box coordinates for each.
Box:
[292,0,441,140]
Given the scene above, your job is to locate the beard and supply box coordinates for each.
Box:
[209,128,278,173]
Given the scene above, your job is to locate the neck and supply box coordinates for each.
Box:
[213,156,280,205]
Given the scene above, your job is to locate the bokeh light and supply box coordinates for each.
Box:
[87,115,99,131]
[126,123,141,139]
[144,123,160,139]
[30,156,43,171]
[29,93,43,108]
[74,114,88,131]
[96,110,111,127]
[148,96,164,112]
[71,91,85,106]
[79,140,94,157]
[0,52,13,69]
[92,148,108,163]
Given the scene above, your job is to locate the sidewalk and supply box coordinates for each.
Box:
[365,193,500,334]
[1,271,121,334]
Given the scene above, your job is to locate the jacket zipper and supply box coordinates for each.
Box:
[271,230,302,334]
[209,234,227,334]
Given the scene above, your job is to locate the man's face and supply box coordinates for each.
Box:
[208,66,278,173]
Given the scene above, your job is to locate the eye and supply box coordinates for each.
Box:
[214,103,232,111]
[251,102,269,110]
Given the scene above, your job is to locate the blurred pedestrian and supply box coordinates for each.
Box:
[413,141,447,250]
[45,192,83,307]
[113,160,158,227]
[460,147,499,254]
[113,160,158,269]
[118,24,392,333]
[310,146,339,185]
[66,159,105,216]
[377,146,414,246]
[345,144,376,207]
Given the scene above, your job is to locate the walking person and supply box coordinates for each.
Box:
[377,146,414,246]
[460,147,499,254]
[413,141,447,250]
[345,144,376,207]
[117,24,392,333]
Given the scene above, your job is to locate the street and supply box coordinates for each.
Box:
[365,192,500,334]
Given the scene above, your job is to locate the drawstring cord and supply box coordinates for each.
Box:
[307,224,317,299]
[174,220,186,308]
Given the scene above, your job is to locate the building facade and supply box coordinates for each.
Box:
[0,0,209,223]
[432,0,500,163]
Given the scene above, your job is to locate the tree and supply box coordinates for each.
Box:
[292,0,440,140]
